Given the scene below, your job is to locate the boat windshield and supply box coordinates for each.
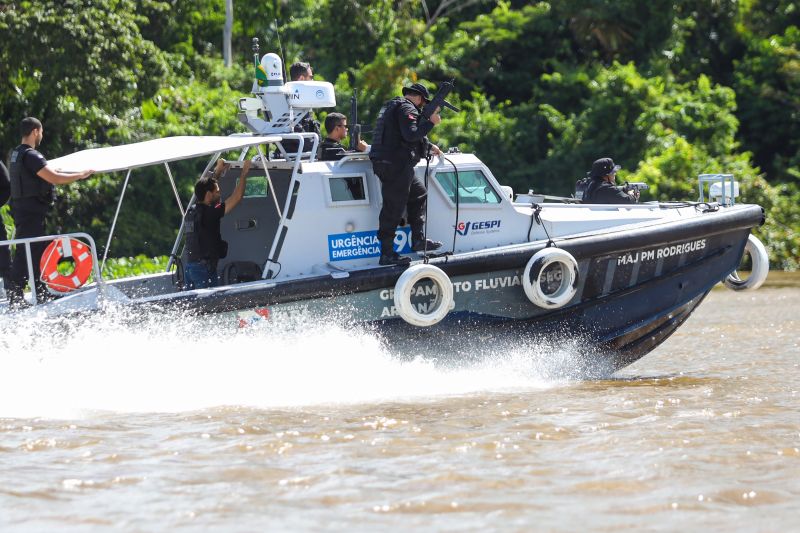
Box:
[435,169,502,204]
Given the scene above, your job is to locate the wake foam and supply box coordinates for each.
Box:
[0,307,607,418]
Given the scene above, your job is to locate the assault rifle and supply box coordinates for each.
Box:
[345,71,365,151]
[420,79,460,121]
[621,181,649,193]
[348,87,361,151]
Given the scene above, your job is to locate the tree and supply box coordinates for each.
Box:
[0,1,169,156]
[734,27,800,184]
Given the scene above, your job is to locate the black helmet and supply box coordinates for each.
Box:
[588,157,621,179]
[401,82,431,101]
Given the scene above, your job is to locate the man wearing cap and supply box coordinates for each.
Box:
[582,157,639,204]
[369,82,443,266]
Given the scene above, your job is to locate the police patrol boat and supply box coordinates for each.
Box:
[0,49,770,373]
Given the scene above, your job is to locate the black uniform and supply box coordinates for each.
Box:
[280,113,321,158]
[7,144,52,302]
[369,97,434,255]
[583,178,637,204]
[319,137,347,161]
[183,202,227,289]
[0,161,11,280]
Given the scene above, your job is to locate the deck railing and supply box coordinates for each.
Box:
[0,232,103,306]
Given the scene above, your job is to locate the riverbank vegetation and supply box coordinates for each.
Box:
[1,0,797,270]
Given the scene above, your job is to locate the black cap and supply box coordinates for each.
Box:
[402,82,431,101]
[589,157,621,179]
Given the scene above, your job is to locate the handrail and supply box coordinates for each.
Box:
[262,132,319,279]
[698,174,736,206]
[332,151,370,169]
[0,232,103,306]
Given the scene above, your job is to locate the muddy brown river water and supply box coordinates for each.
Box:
[1,279,798,531]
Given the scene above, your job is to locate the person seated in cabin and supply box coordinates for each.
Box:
[184,158,251,289]
[319,112,369,161]
[581,157,639,204]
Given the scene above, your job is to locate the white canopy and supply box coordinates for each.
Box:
[48,135,281,173]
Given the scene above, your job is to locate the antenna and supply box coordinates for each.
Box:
[252,37,260,67]
[274,19,289,81]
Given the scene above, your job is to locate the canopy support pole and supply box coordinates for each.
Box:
[255,145,282,218]
[164,162,186,218]
[102,168,132,273]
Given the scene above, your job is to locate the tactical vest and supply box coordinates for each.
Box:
[9,145,54,204]
[575,177,592,202]
[579,178,608,203]
[370,97,404,158]
[184,204,227,262]
[184,205,205,261]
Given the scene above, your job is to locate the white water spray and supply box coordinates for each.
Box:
[0,308,599,418]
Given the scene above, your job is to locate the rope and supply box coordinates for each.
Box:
[530,203,556,248]
[444,156,460,258]
[422,149,432,264]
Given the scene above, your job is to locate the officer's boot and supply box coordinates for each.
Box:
[411,237,443,252]
[410,227,442,252]
[378,239,410,266]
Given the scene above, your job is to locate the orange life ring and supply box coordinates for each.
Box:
[39,237,94,293]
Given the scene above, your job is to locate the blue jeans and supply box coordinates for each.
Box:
[184,261,219,290]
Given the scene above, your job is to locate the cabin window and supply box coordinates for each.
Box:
[435,169,502,204]
[326,174,369,206]
[239,175,267,198]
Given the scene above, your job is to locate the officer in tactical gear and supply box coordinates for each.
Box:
[581,157,639,204]
[0,159,10,293]
[6,117,94,306]
[184,158,251,289]
[369,82,443,266]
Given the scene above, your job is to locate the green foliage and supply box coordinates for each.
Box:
[747,181,800,271]
[733,26,800,184]
[0,0,797,269]
[1,204,12,241]
[100,255,170,280]
[0,1,169,156]
[440,2,571,104]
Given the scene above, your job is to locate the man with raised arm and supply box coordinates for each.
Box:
[6,117,94,306]
[184,159,251,289]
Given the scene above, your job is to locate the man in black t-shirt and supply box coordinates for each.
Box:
[184,158,251,289]
[7,117,94,306]
[319,112,369,161]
